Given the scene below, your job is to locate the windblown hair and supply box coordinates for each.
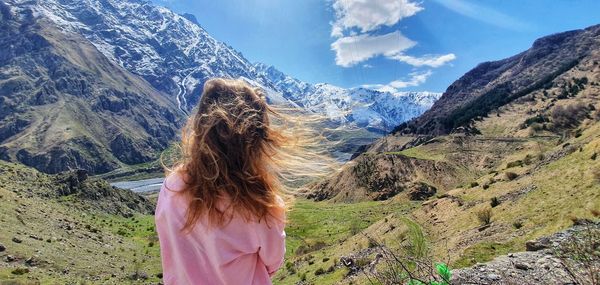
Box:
[166,78,336,232]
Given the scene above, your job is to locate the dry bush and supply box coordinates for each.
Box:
[476,208,493,226]
[556,223,600,285]
[593,168,600,184]
[551,103,592,131]
[490,197,501,208]
[362,221,451,285]
[505,172,518,180]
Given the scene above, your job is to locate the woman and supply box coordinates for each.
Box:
[155,78,333,284]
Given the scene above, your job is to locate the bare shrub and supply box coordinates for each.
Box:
[556,223,600,285]
[476,208,492,226]
[506,160,523,168]
[551,103,592,131]
[490,197,501,208]
[593,168,600,184]
[295,241,327,256]
[512,221,523,229]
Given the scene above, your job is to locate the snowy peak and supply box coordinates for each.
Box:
[302,84,441,131]
[12,0,440,132]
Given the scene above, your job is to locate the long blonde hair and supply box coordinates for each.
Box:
[166,78,336,231]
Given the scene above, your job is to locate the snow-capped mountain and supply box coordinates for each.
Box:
[303,84,440,132]
[13,0,440,132]
[252,64,441,131]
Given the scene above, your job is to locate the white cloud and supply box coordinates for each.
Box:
[331,0,423,37]
[363,70,433,92]
[390,53,457,67]
[331,31,416,67]
[388,70,432,88]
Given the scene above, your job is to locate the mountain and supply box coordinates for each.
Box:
[394,24,600,136]
[0,1,184,174]
[305,84,440,132]
[13,0,438,131]
[253,64,441,131]
[0,0,440,175]
[312,24,600,201]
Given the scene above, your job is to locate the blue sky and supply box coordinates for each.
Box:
[152,0,600,93]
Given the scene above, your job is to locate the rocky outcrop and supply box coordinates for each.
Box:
[0,160,154,217]
[54,169,154,216]
[452,221,600,284]
[406,182,437,201]
[309,153,460,202]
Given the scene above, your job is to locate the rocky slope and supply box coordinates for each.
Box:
[0,1,184,174]
[394,24,600,136]
[452,221,599,284]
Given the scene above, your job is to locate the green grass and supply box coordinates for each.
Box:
[453,242,517,268]
[275,199,417,285]
[384,145,446,161]
[285,199,391,258]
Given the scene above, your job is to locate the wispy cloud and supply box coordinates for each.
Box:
[433,0,531,31]
[390,53,457,68]
[363,70,433,93]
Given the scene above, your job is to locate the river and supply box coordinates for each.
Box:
[111,177,164,193]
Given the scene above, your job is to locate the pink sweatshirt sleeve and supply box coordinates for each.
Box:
[257,215,286,276]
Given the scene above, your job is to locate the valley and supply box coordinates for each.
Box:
[0,0,599,284]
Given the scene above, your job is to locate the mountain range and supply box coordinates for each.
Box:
[0,0,440,174]
[0,1,599,283]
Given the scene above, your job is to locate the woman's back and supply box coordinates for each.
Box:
[154,78,334,284]
[155,171,286,285]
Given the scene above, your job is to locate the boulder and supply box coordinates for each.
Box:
[407,182,437,201]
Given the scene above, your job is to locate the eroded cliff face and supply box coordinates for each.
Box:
[309,153,463,202]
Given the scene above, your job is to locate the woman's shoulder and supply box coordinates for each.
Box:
[162,168,188,193]
[157,169,189,208]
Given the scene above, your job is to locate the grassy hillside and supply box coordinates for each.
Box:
[0,161,161,284]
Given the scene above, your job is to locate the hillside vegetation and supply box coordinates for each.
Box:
[0,161,163,284]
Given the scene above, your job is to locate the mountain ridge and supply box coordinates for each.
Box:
[0,0,441,174]
[18,0,439,132]
[393,24,600,136]
[0,2,184,174]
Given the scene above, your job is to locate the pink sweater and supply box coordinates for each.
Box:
[155,172,286,285]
